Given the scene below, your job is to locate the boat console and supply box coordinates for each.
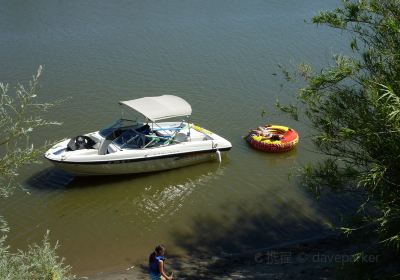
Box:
[66,136,96,151]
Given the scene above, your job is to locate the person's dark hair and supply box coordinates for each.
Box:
[149,244,166,264]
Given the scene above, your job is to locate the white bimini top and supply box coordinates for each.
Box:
[119,95,192,122]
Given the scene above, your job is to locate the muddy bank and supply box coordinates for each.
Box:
[82,234,366,280]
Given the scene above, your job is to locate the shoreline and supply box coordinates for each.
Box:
[83,233,358,280]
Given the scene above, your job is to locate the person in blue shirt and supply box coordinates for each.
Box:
[149,245,173,280]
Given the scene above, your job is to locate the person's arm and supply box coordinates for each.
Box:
[158,260,173,280]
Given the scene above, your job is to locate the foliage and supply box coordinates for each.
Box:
[0,68,73,279]
[0,231,73,280]
[0,66,61,197]
[278,0,400,276]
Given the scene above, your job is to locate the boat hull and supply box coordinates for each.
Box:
[45,121,232,176]
[47,149,229,176]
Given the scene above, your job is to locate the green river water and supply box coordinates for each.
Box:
[0,0,353,276]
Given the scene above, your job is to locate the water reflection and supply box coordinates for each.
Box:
[132,167,226,222]
[25,161,226,191]
[9,162,230,274]
[25,168,75,190]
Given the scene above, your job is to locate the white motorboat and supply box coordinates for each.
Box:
[45,95,232,175]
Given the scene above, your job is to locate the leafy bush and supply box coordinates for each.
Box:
[279,0,400,277]
[0,67,74,279]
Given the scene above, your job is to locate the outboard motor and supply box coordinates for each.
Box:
[66,136,96,151]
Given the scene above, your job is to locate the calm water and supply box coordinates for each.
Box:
[0,0,351,276]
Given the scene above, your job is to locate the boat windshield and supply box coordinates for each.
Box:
[113,129,159,149]
[108,121,188,149]
[99,119,138,137]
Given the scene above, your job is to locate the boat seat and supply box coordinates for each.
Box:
[98,139,113,155]
[154,128,181,137]
[136,124,151,135]
[107,143,119,153]
[174,132,189,142]
[189,128,210,141]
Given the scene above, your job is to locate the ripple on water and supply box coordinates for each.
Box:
[132,168,226,229]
